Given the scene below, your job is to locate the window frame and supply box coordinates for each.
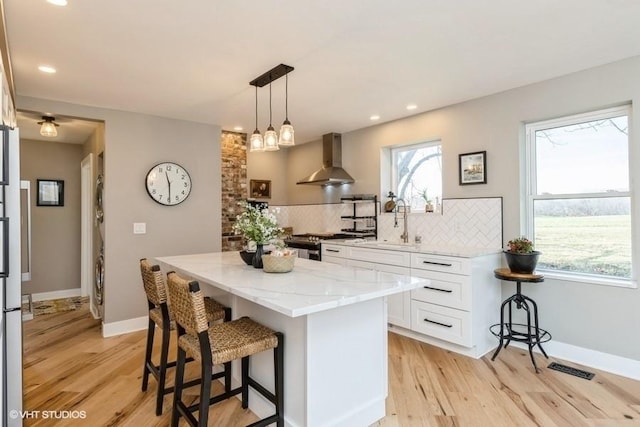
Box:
[389,139,442,209]
[524,104,636,288]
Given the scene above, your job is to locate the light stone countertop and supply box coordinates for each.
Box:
[324,239,503,258]
[155,251,428,318]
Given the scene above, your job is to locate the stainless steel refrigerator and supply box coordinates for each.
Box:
[1,125,22,427]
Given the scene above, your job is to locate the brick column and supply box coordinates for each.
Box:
[221,131,247,251]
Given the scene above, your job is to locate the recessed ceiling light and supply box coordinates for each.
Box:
[233,126,243,132]
[38,65,57,74]
[370,115,380,121]
[47,0,68,6]
[406,103,417,110]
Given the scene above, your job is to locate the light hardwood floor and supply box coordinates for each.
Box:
[23,304,640,426]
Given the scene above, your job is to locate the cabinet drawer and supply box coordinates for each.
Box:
[410,270,471,311]
[322,255,347,266]
[347,247,411,267]
[411,300,471,347]
[322,244,346,258]
[411,253,469,275]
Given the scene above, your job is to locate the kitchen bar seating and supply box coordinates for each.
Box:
[139,259,231,415]
[166,271,284,427]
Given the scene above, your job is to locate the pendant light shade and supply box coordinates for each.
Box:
[249,86,264,152]
[37,116,59,137]
[264,82,279,151]
[278,73,295,146]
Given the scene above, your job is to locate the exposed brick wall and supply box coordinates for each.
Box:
[221,131,247,251]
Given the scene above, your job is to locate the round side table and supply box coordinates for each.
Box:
[489,268,551,372]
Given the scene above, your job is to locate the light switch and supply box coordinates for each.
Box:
[133,222,146,234]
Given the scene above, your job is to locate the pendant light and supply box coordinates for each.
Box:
[37,116,59,137]
[278,72,295,146]
[263,81,279,151]
[249,86,264,152]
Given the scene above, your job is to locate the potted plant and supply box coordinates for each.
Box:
[504,236,541,274]
[233,201,283,268]
[420,188,434,213]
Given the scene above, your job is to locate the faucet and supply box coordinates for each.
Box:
[394,199,409,243]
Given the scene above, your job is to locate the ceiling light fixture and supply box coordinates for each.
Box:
[47,0,68,5]
[263,81,279,151]
[38,65,56,74]
[278,72,295,146]
[406,103,417,110]
[249,85,264,152]
[37,116,59,137]
[249,63,295,152]
[370,114,380,121]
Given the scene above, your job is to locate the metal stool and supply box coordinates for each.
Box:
[490,268,551,372]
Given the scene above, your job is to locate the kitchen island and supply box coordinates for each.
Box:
[156,251,428,427]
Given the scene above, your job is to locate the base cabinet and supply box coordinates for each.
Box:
[323,242,501,359]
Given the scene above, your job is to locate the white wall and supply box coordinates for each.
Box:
[17,96,222,325]
[259,56,640,361]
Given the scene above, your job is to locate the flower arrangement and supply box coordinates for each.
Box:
[232,201,283,245]
[506,236,534,254]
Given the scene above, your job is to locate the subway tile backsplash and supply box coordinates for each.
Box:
[272,197,502,249]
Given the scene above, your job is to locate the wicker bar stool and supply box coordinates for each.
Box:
[166,271,284,427]
[139,259,231,415]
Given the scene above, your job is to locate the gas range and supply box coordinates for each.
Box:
[284,232,354,261]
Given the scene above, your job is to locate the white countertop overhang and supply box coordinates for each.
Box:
[155,251,427,318]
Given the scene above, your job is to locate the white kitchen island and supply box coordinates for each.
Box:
[155,251,428,427]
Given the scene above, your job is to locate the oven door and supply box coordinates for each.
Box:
[308,249,321,261]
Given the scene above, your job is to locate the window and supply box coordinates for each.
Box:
[390,141,442,211]
[525,105,633,285]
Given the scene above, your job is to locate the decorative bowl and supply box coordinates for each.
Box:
[239,250,255,265]
[262,254,296,273]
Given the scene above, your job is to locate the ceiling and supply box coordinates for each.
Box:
[5,0,640,145]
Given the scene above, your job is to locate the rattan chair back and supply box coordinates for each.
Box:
[166,272,209,335]
[140,258,167,306]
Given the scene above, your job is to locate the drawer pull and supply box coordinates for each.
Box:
[424,318,453,328]
[423,285,452,293]
[326,248,340,253]
[422,260,453,267]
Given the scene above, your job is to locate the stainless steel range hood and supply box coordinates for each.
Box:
[297,133,355,186]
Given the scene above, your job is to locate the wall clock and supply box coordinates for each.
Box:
[145,162,192,206]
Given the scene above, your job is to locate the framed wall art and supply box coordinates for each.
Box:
[459,151,487,185]
[249,179,271,199]
[37,179,65,206]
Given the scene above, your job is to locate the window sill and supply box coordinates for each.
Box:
[538,269,637,289]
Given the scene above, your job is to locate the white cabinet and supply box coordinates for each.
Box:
[407,252,500,358]
[321,244,347,265]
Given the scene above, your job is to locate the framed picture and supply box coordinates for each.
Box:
[459,151,487,185]
[249,179,271,199]
[37,179,65,206]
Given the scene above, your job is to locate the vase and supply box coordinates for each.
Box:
[504,250,541,274]
[252,244,264,268]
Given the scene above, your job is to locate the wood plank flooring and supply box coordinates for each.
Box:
[22,304,640,426]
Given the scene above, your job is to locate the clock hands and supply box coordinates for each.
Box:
[165,171,172,204]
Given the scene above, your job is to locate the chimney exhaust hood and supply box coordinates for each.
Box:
[296,133,355,186]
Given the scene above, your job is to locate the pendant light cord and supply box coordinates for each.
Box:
[285,73,289,120]
[269,80,273,126]
[254,85,258,129]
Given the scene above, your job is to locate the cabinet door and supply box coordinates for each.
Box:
[410,269,471,311]
[346,259,412,329]
[411,300,472,347]
[322,255,347,266]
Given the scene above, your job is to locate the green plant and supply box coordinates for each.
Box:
[232,201,283,245]
[420,188,431,203]
[507,236,534,254]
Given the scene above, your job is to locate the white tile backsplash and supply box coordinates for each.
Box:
[273,197,502,248]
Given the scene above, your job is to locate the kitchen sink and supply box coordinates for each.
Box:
[362,241,417,250]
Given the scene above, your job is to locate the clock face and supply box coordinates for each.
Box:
[145,162,192,206]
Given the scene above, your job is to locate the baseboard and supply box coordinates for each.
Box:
[102,316,148,338]
[511,340,640,380]
[29,288,82,302]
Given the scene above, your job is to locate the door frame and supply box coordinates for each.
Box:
[81,153,98,318]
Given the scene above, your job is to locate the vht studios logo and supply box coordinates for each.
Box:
[9,410,87,419]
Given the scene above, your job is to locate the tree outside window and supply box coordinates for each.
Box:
[391,141,442,211]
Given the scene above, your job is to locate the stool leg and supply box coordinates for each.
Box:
[241,356,250,409]
[198,359,212,427]
[155,322,170,415]
[171,347,186,427]
[141,319,155,392]
[491,297,511,361]
[275,333,284,427]
[521,298,539,373]
[523,295,549,359]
